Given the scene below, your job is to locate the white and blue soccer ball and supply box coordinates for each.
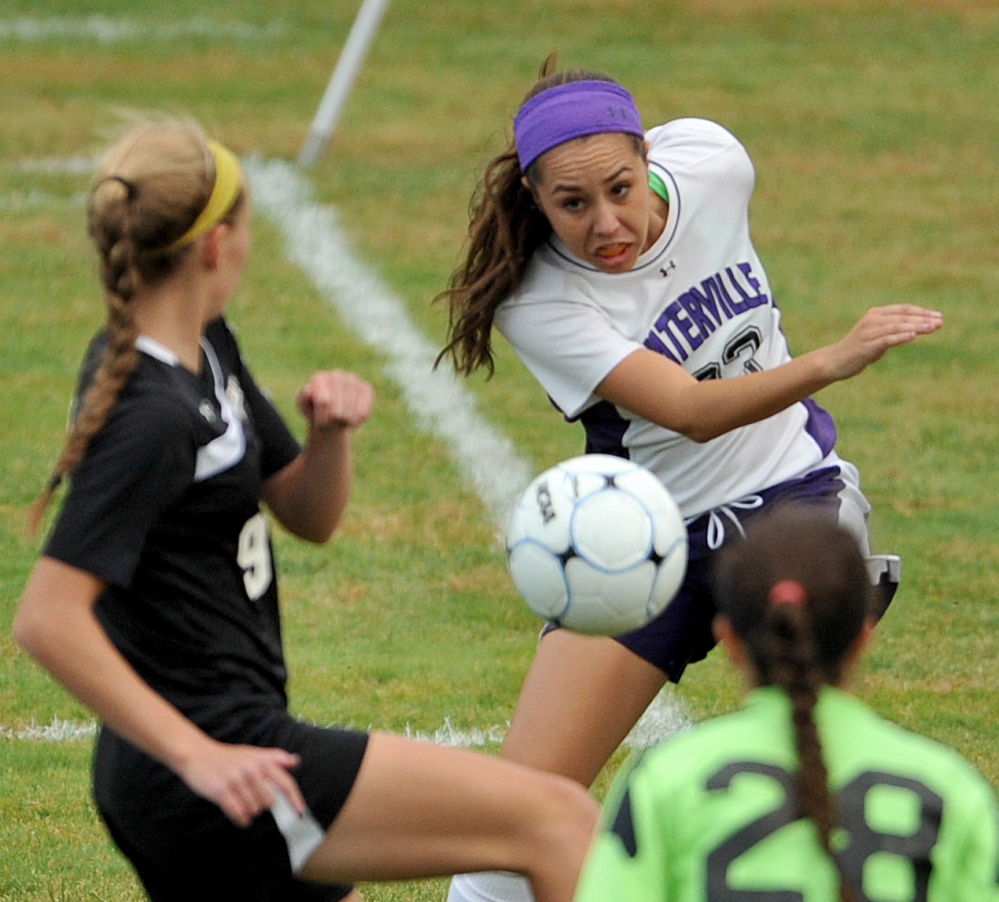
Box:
[506,454,688,636]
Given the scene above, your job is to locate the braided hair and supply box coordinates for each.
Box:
[29,120,241,533]
[713,505,872,902]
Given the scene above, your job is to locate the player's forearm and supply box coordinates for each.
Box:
[264,425,353,543]
[598,346,835,443]
[675,347,836,441]
[599,305,941,442]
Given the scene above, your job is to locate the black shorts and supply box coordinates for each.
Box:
[93,711,369,902]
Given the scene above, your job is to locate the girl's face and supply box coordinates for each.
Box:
[526,133,662,274]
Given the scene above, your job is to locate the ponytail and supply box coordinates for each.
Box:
[759,598,854,902]
[30,120,238,534]
[434,145,548,376]
[29,176,143,534]
[714,506,870,902]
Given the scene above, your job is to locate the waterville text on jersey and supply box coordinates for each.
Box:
[645,261,771,364]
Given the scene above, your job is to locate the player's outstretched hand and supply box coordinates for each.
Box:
[296,370,374,432]
[827,304,942,380]
[176,739,306,828]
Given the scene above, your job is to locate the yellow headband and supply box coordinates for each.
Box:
[166,140,243,251]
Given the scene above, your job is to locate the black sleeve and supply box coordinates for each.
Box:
[44,391,197,587]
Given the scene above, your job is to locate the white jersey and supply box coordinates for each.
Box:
[496,118,844,519]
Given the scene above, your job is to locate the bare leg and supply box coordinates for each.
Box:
[444,630,669,902]
[501,629,669,785]
[299,732,599,902]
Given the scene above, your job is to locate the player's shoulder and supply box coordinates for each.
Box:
[110,343,213,441]
[870,712,994,792]
[501,249,593,312]
[820,691,995,803]
[646,117,744,155]
[646,117,754,186]
[108,367,201,456]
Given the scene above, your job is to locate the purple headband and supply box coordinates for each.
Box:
[513,80,644,172]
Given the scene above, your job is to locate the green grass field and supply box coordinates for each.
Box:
[1,1,997,899]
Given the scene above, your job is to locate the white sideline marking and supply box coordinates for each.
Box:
[410,692,691,750]
[399,690,691,749]
[2,692,689,750]
[0,717,97,742]
[0,17,282,43]
[244,156,534,531]
[12,155,98,175]
[624,690,692,748]
[404,718,508,748]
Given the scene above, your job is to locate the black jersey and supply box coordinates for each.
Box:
[45,318,302,732]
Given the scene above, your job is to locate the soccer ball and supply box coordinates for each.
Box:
[506,454,688,636]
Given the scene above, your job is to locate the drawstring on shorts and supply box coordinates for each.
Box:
[692,495,765,550]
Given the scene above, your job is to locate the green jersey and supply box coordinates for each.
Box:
[576,688,998,902]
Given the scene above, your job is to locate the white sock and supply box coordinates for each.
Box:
[446,871,536,902]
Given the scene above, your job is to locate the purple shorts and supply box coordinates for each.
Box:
[614,466,855,682]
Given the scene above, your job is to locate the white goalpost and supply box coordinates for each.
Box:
[297,0,392,168]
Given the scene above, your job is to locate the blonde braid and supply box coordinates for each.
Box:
[29,119,225,535]
[28,178,143,534]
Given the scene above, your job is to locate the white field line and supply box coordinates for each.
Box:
[4,152,693,749]
[0,17,283,43]
[243,155,534,532]
[2,691,689,750]
[1,717,98,742]
[13,155,98,175]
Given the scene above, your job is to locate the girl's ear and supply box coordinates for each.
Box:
[201,223,227,269]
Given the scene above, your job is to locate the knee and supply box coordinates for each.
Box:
[533,773,600,854]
